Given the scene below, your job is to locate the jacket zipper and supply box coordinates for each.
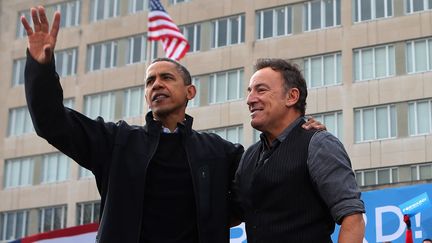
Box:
[138,132,160,242]
[183,137,204,243]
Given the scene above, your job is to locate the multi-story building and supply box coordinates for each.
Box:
[1,0,432,241]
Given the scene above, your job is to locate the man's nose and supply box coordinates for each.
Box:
[246,91,256,106]
[152,77,163,90]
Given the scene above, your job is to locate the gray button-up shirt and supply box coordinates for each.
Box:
[259,117,365,223]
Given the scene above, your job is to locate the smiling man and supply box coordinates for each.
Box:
[232,58,366,243]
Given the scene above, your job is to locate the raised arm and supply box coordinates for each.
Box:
[21,6,60,64]
[22,6,117,179]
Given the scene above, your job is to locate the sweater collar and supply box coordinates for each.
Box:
[144,111,193,135]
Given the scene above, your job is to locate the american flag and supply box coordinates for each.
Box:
[148,0,190,61]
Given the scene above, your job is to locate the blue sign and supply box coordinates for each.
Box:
[331,183,432,243]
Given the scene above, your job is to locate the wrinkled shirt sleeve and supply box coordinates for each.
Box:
[307,131,365,224]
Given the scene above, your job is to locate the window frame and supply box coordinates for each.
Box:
[54,48,78,77]
[123,86,144,118]
[208,69,244,104]
[405,0,432,13]
[306,111,343,139]
[180,23,201,53]
[76,201,101,225]
[406,38,432,74]
[4,157,34,189]
[353,0,393,23]
[87,40,118,72]
[354,104,397,142]
[38,205,67,233]
[256,5,293,40]
[90,0,119,22]
[303,52,342,88]
[83,91,117,121]
[408,99,432,136]
[353,44,395,81]
[41,153,70,184]
[211,14,245,48]
[203,125,244,144]
[304,0,341,31]
[0,210,29,241]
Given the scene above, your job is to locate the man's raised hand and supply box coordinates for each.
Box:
[21,6,60,64]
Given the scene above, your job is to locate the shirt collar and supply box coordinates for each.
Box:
[259,116,304,149]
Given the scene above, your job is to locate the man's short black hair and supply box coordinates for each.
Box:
[151,58,192,85]
[423,239,432,243]
[254,58,307,116]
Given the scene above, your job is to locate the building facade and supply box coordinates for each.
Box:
[1,0,432,241]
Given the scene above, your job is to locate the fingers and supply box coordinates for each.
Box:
[31,7,41,32]
[20,15,33,36]
[38,6,49,33]
[50,11,61,39]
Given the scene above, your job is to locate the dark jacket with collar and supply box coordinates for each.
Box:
[24,53,244,243]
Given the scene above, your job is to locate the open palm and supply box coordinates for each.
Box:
[21,6,60,64]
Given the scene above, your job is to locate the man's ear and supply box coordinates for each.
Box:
[285,88,300,107]
[187,84,196,100]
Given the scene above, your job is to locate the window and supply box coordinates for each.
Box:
[304,52,342,88]
[354,104,397,142]
[16,0,80,38]
[16,10,31,38]
[408,99,432,135]
[90,0,119,22]
[204,125,243,144]
[128,0,148,13]
[406,38,432,73]
[126,34,158,64]
[304,0,341,31]
[211,15,245,48]
[0,210,29,241]
[123,87,144,118]
[356,167,398,186]
[256,5,292,39]
[406,0,432,13]
[77,201,100,225]
[63,98,75,109]
[126,34,146,64]
[50,0,81,28]
[12,58,26,86]
[38,206,67,233]
[188,77,200,107]
[353,0,393,22]
[208,69,244,104]
[353,44,395,81]
[84,91,116,121]
[41,153,70,184]
[169,0,190,4]
[55,48,77,77]
[411,163,432,180]
[87,41,118,71]
[80,167,94,178]
[307,111,343,139]
[8,107,34,137]
[4,158,34,188]
[180,23,201,52]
